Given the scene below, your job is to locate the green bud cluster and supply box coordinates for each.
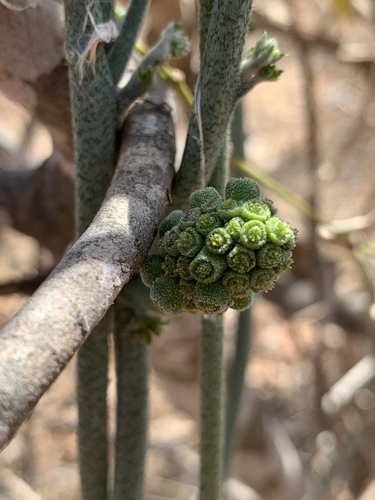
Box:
[141,178,298,315]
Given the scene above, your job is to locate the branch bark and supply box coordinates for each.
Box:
[0,87,175,450]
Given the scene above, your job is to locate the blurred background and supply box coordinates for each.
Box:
[0,0,375,498]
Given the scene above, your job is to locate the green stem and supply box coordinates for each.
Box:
[208,124,231,196]
[109,0,151,85]
[231,104,246,171]
[100,0,114,21]
[200,315,225,500]
[117,22,189,122]
[199,0,215,58]
[64,2,117,498]
[113,308,149,500]
[77,312,112,500]
[224,307,252,475]
[172,0,253,210]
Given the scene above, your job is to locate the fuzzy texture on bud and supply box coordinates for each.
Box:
[225,177,260,202]
[159,210,185,236]
[241,200,271,222]
[230,291,254,311]
[190,186,222,209]
[227,244,256,273]
[140,254,164,287]
[196,213,223,236]
[256,243,292,269]
[189,248,227,283]
[150,276,186,314]
[265,217,295,246]
[224,217,245,241]
[194,282,231,315]
[239,220,267,250]
[141,177,298,315]
[206,228,234,255]
[177,227,205,257]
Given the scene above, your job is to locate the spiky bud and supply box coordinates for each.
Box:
[177,227,205,257]
[239,220,267,250]
[190,186,222,209]
[160,227,181,256]
[196,213,223,236]
[226,244,256,273]
[176,256,194,281]
[141,176,298,316]
[189,248,227,283]
[224,217,245,241]
[159,210,185,236]
[194,282,231,315]
[256,243,292,269]
[230,291,254,311]
[241,200,271,222]
[222,270,251,298]
[140,254,164,287]
[265,217,296,247]
[206,228,234,255]
[150,276,186,314]
[248,267,278,293]
[225,177,260,202]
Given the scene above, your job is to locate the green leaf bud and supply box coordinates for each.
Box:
[162,254,179,278]
[226,244,256,273]
[217,199,243,221]
[224,177,260,202]
[179,279,195,301]
[160,227,181,256]
[222,270,251,298]
[206,228,234,255]
[189,248,227,283]
[230,291,254,311]
[138,65,153,81]
[159,210,185,237]
[194,282,231,315]
[171,33,191,58]
[224,217,245,241]
[176,255,194,280]
[265,217,296,246]
[177,227,205,257]
[241,200,271,222]
[239,220,267,250]
[196,213,223,236]
[126,316,168,344]
[140,254,165,287]
[179,208,202,230]
[150,275,186,314]
[256,243,292,269]
[248,267,278,293]
[190,187,222,209]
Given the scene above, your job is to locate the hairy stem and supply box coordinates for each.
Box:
[172,0,253,210]
[224,104,252,474]
[224,308,252,474]
[113,307,149,500]
[199,0,215,58]
[77,312,111,500]
[109,0,151,85]
[64,2,122,496]
[200,315,225,500]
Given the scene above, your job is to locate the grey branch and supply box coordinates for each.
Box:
[0,87,176,450]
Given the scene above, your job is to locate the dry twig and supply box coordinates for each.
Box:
[0,86,175,450]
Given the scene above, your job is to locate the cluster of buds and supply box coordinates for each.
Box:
[141,178,298,315]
